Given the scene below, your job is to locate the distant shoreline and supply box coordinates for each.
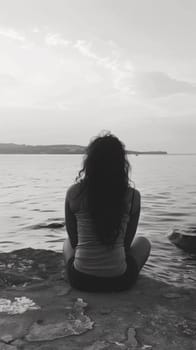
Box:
[169,153,196,156]
[0,143,168,155]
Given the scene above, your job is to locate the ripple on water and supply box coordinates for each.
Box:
[157,217,183,222]
[4,184,24,189]
[10,200,23,204]
[47,238,64,243]
[159,212,189,217]
[32,209,57,212]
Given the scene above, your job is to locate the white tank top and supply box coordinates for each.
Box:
[68,183,133,277]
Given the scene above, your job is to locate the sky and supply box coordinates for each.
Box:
[0,0,196,152]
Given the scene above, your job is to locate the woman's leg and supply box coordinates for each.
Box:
[129,236,151,271]
[63,238,75,265]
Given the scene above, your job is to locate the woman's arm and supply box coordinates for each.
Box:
[124,189,141,252]
[65,191,78,249]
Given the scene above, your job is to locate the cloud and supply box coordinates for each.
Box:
[74,40,119,71]
[0,28,25,42]
[45,35,134,96]
[3,26,195,112]
[32,27,40,33]
[73,40,134,95]
[72,40,196,99]
[132,71,196,98]
[43,33,196,100]
[74,40,122,73]
[45,33,70,47]
[0,74,19,87]
[74,40,94,58]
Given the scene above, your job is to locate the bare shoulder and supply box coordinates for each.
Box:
[66,182,83,200]
[127,186,140,198]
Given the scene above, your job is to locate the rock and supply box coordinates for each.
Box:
[30,221,65,230]
[126,328,138,348]
[26,298,94,341]
[84,340,109,350]
[164,293,182,299]
[0,248,64,287]
[0,344,17,350]
[10,339,24,348]
[169,228,196,253]
[176,320,196,336]
[0,297,40,315]
[54,285,71,296]
[0,335,14,344]
[84,341,127,350]
[99,308,112,315]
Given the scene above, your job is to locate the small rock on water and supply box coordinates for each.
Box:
[169,228,196,253]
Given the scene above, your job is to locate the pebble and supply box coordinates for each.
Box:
[99,308,112,315]
[164,293,182,299]
[126,327,138,348]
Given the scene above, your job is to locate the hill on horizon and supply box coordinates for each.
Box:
[0,143,167,155]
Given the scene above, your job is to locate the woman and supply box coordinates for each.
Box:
[63,133,151,292]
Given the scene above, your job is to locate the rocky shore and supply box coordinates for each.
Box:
[0,248,195,350]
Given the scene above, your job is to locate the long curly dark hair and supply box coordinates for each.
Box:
[76,132,131,246]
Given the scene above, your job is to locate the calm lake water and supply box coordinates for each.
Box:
[0,154,196,289]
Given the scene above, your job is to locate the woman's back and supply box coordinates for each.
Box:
[66,182,135,277]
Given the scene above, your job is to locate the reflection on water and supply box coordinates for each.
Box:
[0,154,196,289]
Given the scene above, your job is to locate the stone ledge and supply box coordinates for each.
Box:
[0,248,195,350]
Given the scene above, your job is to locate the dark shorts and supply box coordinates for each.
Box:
[66,254,139,292]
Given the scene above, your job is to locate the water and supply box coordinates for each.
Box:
[0,154,196,289]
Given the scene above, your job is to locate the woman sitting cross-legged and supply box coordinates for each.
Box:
[63,133,151,292]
